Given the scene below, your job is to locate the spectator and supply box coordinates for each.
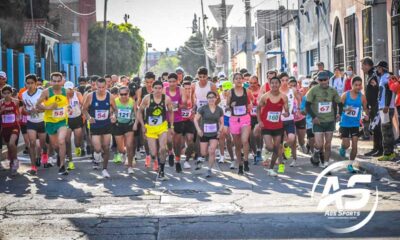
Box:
[343,65,354,92]
[388,73,400,143]
[313,62,333,80]
[330,66,345,97]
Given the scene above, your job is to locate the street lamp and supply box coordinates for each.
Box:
[145,43,152,72]
[123,14,130,24]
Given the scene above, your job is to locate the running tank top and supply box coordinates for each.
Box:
[195,81,211,108]
[89,91,111,129]
[1,100,19,128]
[261,97,284,130]
[340,91,362,128]
[43,87,68,123]
[281,89,295,121]
[115,97,135,124]
[145,94,167,126]
[230,88,249,116]
[22,88,44,123]
[166,87,183,122]
[181,99,193,120]
[250,88,260,116]
[142,86,152,98]
[68,92,82,118]
[219,93,231,117]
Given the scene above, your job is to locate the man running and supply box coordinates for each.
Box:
[248,75,263,164]
[36,72,69,175]
[136,81,174,180]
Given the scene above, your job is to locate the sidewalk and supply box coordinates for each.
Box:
[330,135,400,181]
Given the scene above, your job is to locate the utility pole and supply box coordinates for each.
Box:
[221,0,228,73]
[245,0,253,73]
[201,0,210,70]
[103,0,108,75]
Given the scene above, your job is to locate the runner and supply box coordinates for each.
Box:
[136,81,174,180]
[1,86,21,176]
[36,72,69,175]
[114,86,137,174]
[306,71,342,168]
[194,91,224,177]
[261,70,277,94]
[82,77,116,178]
[65,81,84,171]
[22,74,51,175]
[227,73,254,175]
[294,77,309,153]
[248,75,263,165]
[338,76,369,172]
[257,77,289,177]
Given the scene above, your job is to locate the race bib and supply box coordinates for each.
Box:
[204,123,217,133]
[95,110,109,120]
[172,101,179,112]
[21,115,28,123]
[2,114,16,124]
[52,108,65,118]
[181,109,191,118]
[233,105,246,115]
[149,116,162,126]
[251,106,257,115]
[267,111,281,123]
[198,100,208,108]
[118,109,132,119]
[344,107,359,118]
[318,102,332,114]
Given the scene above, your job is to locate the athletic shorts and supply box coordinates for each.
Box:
[200,135,218,142]
[112,122,133,136]
[295,118,306,130]
[306,128,314,139]
[262,128,283,137]
[229,114,251,135]
[224,116,230,127]
[173,121,185,134]
[283,120,296,135]
[45,120,68,135]
[27,121,45,133]
[68,116,84,130]
[313,121,335,133]
[339,127,360,138]
[91,125,112,136]
[1,127,20,144]
[145,121,168,139]
[20,125,27,134]
[251,116,258,130]
[183,120,196,135]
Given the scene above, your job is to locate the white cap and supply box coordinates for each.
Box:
[0,71,6,78]
[218,71,226,79]
[64,81,74,89]
[301,78,310,88]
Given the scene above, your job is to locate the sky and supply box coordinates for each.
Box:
[96,0,297,52]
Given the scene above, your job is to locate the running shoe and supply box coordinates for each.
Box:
[67,161,75,171]
[75,147,82,157]
[168,154,174,167]
[290,160,297,167]
[339,147,346,158]
[41,153,52,168]
[92,161,100,170]
[113,153,122,164]
[121,153,127,164]
[127,167,134,175]
[238,165,244,175]
[58,165,68,175]
[35,157,41,167]
[300,145,308,154]
[81,148,86,156]
[283,143,292,159]
[218,155,225,164]
[195,160,203,170]
[278,163,285,173]
[102,169,110,178]
[266,169,278,177]
[27,166,37,176]
[183,161,191,169]
[313,151,320,165]
[244,161,250,172]
[175,162,182,173]
[153,160,159,172]
[205,169,212,178]
[145,155,151,168]
[378,153,396,161]
[56,155,61,167]
[23,148,29,155]
[347,164,357,173]
[157,170,166,181]
[230,161,236,169]
[11,159,19,176]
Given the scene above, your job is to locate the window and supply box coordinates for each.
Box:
[392,1,400,75]
[306,49,318,75]
[362,7,373,58]
[333,19,344,69]
[345,14,357,71]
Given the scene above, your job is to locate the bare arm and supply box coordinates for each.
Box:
[137,95,149,128]
[210,83,220,105]
[165,96,174,128]
[257,94,266,126]
[35,89,53,111]
[82,92,93,121]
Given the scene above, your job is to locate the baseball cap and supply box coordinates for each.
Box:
[0,71,6,78]
[175,67,184,74]
[221,81,233,91]
[301,78,310,88]
[217,71,226,79]
[64,81,74,89]
[317,71,330,80]
[375,61,389,70]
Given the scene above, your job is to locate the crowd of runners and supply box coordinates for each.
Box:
[0,57,398,180]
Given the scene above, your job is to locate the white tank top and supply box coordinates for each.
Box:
[22,89,44,123]
[219,93,231,117]
[195,81,211,108]
[281,88,295,121]
[68,92,82,118]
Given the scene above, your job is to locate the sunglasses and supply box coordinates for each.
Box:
[319,79,328,82]
[120,93,128,96]
[207,96,216,99]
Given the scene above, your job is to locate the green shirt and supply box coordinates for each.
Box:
[306,85,341,123]
[115,97,135,124]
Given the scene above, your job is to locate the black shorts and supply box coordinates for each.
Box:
[262,128,283,137]
[183,120,196,135]
[340,127,360,138]
[91,125,112,136]
[295,118,306,130]
[251,116,258,130]
[20,125,27,134]
[283,120,296,135]
[68,116,84,130]
[27,121,45,133]
[112,122,133,136]
[200,135,218,142]
[306,129,314,139]
[173,121,186,134]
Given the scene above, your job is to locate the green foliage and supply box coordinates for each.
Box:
[149,55,180,77]
[178,32,214,76]
[88,22,145,75]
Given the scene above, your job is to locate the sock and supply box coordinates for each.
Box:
[160,163,165,171]
[175,156,180,162]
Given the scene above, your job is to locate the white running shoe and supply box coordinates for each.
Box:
[230,161,236,169]
[183,161,191,169]
[218,156,225,163]
[266,169,278,177]
[323,162,329,168]
[290,160,297,167]
[121,153,127,163]
[127,167,134,175]
[102,169,110,178]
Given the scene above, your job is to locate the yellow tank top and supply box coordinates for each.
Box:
[43,87,69,123]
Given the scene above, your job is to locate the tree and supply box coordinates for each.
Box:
[149,55,180,77]
[178,32,214,76]
[88,22,145,75]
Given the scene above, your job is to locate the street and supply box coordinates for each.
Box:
[1,149,399,240]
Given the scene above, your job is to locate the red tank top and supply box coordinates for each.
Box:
[261,97,284,130]
[1,101,19,128]
[181,99,193,121]
[250,88,260,116]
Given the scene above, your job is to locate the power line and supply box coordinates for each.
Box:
[58,0,96,16]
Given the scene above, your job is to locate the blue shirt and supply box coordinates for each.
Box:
[300,95,312,130]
